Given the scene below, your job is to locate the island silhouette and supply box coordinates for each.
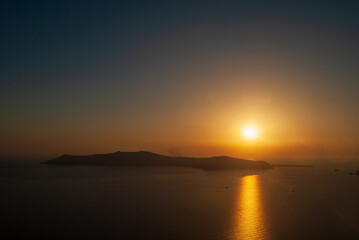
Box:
[43,151,272,170]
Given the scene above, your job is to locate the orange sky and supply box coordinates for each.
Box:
[1,1,359,163]
[2,62,359,162]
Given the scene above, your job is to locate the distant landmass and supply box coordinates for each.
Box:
[272,164,315,168]
[43,151,272,170]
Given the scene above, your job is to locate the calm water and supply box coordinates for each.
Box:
[1,165,358,240]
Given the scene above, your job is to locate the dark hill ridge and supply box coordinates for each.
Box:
[43,151,272,170]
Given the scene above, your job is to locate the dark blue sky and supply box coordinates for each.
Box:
[1,1,359,159]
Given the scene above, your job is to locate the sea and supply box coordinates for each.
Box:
[1,164,358,240]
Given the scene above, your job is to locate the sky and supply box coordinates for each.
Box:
[1,0,359,162]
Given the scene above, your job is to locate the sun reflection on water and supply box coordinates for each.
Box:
[230,174,268,240]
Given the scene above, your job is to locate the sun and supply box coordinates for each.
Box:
[242,126,259,140]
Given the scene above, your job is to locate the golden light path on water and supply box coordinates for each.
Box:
[230,175,269,240]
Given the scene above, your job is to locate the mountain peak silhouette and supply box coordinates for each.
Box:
[43,150,272,170]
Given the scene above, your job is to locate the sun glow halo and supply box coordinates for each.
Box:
[242,126,259,140]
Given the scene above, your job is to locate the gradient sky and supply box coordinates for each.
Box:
[1,1,359,162]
